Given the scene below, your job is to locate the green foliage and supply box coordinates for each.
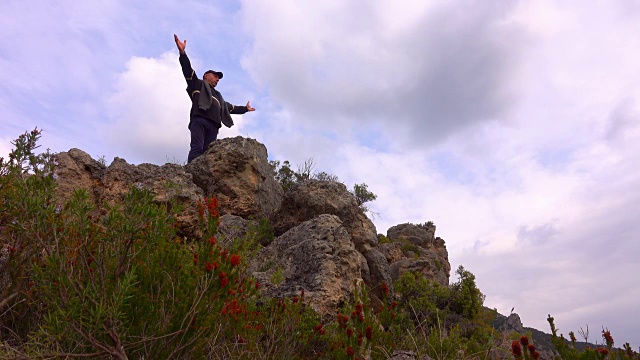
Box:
[270,158,378,215]
[270,160,298,191]
[377,234,390,244]
[545,315,638,360]
[351,183,377,212]
[251,217,275,246]
[450,265,485,320]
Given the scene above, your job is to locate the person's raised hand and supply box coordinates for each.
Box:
[174,34,186,54]
[246,101,256,111]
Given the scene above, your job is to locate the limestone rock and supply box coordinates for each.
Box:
[185,137,283,219]
[54,152,204,239]
[53,148,106,205]
[383,223,451,286]
[387,222,436,248]
[272,179,392,298]
[249,214,362,315]
[98,158,204,239]
[273,180,377,249]
[217,214,250,246]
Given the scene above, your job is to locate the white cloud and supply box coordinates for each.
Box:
[240,0,525,147]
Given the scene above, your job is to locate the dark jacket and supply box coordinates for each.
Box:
[179,52,248,128]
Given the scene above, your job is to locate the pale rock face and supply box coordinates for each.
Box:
[53,148,105,205]
[249,214,363,315]
[185,136,283,219]
[54,150,204,239]
[272,179,393,299]
[381,223,451,286]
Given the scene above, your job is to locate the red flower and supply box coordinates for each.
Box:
[193,253,199,264]
[602,328,614,347]
[292,297,299,303]
[381,282,389,297]
[355,303,363,313]
[596,348,609,356]
[346,327,353,338]
[391,301,398,308]
[209,237,216,245]
[511,340,522,357]
[520,336,529,347]
[365,326,372,340]
[206,197,220,218]
[205,262,215,272]
[527,344,536,353]
[255,282,260,289]
[218,271,229,287]
[346,347,355,357]
[532,351,540,359]
[230,254,241,266]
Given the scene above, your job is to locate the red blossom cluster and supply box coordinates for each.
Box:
[512,336,540,360]
[381,282,389,297]
[602,328,614,348]
[313,324,326,335]
[350,303,365,322]
[365,326,372,340]
[196,197,220,219]
[218,271,229,287]
[221,299,246,321]
[229,254,241,266]
[511,340,522,357]
[337,313,349,328]
[346,346,355,357]
[596,348,610,356]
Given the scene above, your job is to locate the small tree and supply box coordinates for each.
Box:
[352,182,377,212]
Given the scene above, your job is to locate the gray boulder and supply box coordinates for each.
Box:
[53,148,106,205]
[54,151,204,239]
[185,137,283,219]
[249,214,363,315]
[381,223,451,286]
[272,179,392,299]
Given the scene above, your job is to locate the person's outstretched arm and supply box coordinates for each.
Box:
[174,34,199,90]
[227,100,256,114]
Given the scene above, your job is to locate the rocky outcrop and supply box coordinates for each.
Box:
[380,223,450,286]
[54,150,204,239]
[51,137,453,315]
[272,180,393,300]
[185,137,283,219]
[53,148,106,205]
[249,214,363,315]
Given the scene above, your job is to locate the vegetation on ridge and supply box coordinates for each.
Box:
[0,129,637,359]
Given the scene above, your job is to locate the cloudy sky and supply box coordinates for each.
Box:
[2,0,639,348]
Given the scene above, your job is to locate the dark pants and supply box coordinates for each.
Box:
[187,117,220,163]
